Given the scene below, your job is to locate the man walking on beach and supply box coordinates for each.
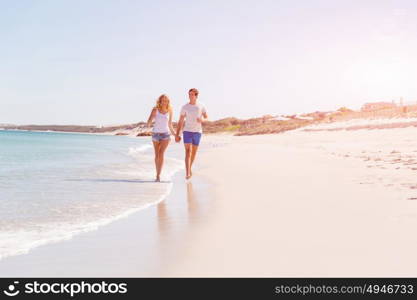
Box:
[175,88,207,179]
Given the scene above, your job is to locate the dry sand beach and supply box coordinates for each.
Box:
[165,125,417,277]
[1,122,417,277]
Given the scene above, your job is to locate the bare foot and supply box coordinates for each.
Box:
[155,176,160,182]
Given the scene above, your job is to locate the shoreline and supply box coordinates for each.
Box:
[0,128,132,137]
[0,169,213,277]
[2,128,417,276]
[0,130,175,266]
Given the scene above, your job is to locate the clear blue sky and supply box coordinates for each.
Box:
[2,0,417,125]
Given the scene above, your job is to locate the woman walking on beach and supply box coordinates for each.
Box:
[147,94,176,182]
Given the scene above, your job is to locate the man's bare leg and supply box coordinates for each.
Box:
[189,145,199,177]
[184,143,192,179]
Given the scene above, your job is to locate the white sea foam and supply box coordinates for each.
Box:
[0,183,174,260]
[128,144,153,156]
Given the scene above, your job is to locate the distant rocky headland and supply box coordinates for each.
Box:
[3,102,417,136]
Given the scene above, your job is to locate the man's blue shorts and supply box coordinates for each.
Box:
[183,131,202,146]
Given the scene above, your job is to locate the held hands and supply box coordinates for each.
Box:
[175,135,181,143]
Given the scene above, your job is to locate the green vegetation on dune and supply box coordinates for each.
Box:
[223,125,241,131]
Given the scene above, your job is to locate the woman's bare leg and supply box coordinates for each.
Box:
[152,141,161,181]
[157,139,170,179]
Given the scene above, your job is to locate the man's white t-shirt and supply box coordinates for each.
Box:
[180,103,206,133]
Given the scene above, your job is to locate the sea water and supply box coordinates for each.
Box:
[0,130,183,259]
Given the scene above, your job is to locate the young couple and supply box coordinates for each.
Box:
[146,88,207,181]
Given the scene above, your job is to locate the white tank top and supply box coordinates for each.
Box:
[153,110,170,133]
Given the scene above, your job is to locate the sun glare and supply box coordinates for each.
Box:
[344,57,416,101]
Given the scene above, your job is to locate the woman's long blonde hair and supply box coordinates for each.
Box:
[155,94,172,112]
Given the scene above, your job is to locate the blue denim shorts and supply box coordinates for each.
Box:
[183,131,202,146]
[152,132,170,142]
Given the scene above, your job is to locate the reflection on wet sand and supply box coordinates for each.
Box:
[154,178,213,273]
[156,181,201,237]
[186,181,199,225]
[157,200,169,236]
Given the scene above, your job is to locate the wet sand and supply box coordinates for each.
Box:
[0,172,213,277]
